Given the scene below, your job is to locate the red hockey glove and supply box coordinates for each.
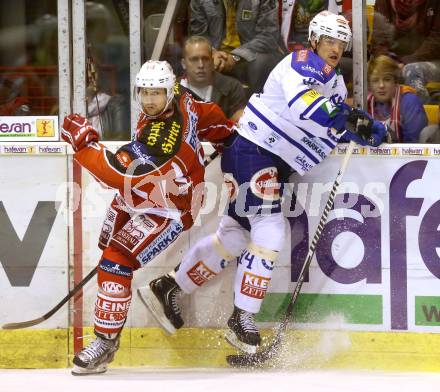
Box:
[61,114,99,152]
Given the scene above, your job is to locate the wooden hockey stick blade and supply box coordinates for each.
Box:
[226,141,356,367]
[1,149,220,330]
[2,267,97,329]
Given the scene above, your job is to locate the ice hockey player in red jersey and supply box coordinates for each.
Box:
[61,60,234,375]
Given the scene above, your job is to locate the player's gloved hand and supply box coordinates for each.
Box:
[61,114,99,152]
[367,120,387,147]
[338,106,387,147]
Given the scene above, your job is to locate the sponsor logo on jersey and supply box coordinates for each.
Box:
[327,128,340,143]
[294,154,314,171]
[302,77,320,87]
[322,63,333,76]
[99,259,133,278]
[300,136,326,159]
[296,50,309,62]
[263,132,281,148]
[301,89,322,105]
[115,150,133,168]
[185,96,198,151]
[248,121,257,131]
[137,221,184,266]
[187,261,216,286]
[101,281,126,294]
[250,167,280,201]
[114,215,159,251]
[99,208,117,245]
[329,93,344,106]
[36,119,55,137]
[224,172,239,202]
[301,64,323,77]
[240,271,270,299]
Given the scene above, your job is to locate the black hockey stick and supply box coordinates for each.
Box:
[227,140,355,367]
[2,149,220,330]
[2,267,98,330]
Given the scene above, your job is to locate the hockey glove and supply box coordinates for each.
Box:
[61,114,99,152]
[338,106,387,147]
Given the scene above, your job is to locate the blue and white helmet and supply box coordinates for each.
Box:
[308,11,352,51]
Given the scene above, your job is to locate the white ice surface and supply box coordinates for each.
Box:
[2,368,440,392]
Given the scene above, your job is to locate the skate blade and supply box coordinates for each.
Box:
[71,363,108,376]
[137,286,176,335]
[224,329,258,354]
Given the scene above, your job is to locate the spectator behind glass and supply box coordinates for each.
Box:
[281,0,341,51]
[0,76,30,116]
[189,0,287,93]
[367,54,428,143]
[371,0,440,103]
[179,35,246,122]
[86,60,129,141]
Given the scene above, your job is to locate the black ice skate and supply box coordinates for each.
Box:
[225,306,261,354]
[137,274,184,334]
[71,334,120,375]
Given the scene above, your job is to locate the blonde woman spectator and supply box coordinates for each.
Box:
[367,55,427,142]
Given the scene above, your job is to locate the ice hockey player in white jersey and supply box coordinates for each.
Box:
[138,11,387,354]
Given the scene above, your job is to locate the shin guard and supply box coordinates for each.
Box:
[234,242,278,314]
[94,246,133,339]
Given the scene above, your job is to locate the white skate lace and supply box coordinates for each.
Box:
[240,311,258,333]
[80,338,113,361]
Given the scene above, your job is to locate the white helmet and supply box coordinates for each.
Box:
[134,60,176,117]
[308,11,352,51]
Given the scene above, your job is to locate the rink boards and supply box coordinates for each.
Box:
[1,141,440,370]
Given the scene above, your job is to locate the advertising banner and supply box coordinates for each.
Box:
[0,152,68,328]
[260,145,440,333]
[0,116,59,141]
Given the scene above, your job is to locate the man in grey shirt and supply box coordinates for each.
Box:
[189,0,286,93]
[180,35,247,121]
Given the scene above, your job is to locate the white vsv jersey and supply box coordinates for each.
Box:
[237,49,348,175]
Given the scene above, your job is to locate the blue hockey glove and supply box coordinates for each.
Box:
[367,120,387,147]
[337,106,386,147]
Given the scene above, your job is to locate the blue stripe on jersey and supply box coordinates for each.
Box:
[246,102,320,164]
[301,95,327,119]
[288,88,311,108]
[319,135,337,149]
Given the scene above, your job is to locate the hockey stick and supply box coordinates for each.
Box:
[226,140,356,367]
[2,150,220,330]
[2,267,98,330]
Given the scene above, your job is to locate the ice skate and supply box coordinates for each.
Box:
[137,274,184,334]
[225,306,261,354]
[71,335,119,376]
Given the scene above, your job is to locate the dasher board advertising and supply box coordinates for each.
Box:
[0,116,59,141]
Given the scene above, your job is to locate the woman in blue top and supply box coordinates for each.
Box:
[367,54,428,142]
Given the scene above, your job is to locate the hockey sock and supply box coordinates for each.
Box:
[175,234,236,294]
[234,242,278,314]
[94,246,133,339]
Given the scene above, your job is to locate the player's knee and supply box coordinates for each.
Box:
[249,213,286,252]
[216,216,249,257]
